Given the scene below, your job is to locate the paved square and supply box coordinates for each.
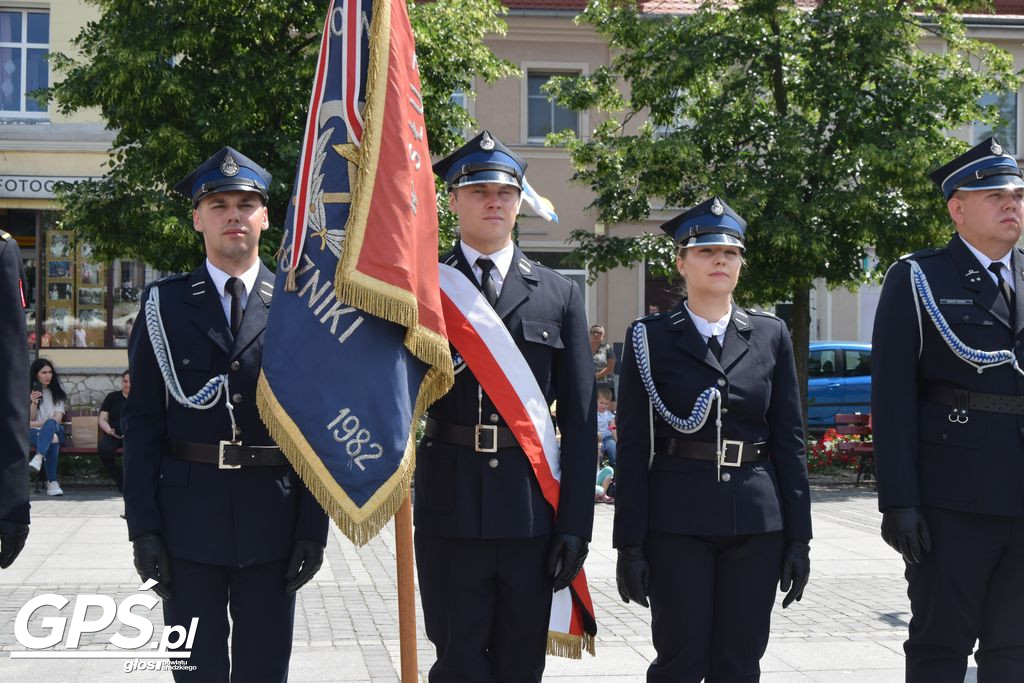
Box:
[0,486,979,681]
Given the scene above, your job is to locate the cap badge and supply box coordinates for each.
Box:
[220,154,240,177]
[480,133,495,151]
[992,141,1004,156]
[711,198,725,216]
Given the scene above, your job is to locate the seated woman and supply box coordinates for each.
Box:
[97,370,129,493]
[29,358,67,496]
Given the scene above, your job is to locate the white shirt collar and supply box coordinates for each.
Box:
[460,241,515,290]
[205,258,261,301]
[684,301,732,343]
[958,235,1014,289]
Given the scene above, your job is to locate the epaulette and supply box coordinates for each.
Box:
[746,308,781,320]
[0,229,11,241]
[899,246,944,261]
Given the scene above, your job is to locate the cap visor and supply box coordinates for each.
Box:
[449,170,522,190]
[955,174,1024,193]
[681,233,745,250]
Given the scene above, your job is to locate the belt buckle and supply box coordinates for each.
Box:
[475,425,498,453]
[721,440,743,467]
[218,441,242,470]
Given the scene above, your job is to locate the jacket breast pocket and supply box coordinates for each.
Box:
[174,345,214,393]
[522,319,564,349]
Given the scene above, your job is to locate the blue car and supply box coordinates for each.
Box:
[807,341,871,432]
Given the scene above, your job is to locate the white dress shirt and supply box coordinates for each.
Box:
[460,241,515,298]
[685,301,732,346]
[959,235,1015,292]
[205,258,261,324]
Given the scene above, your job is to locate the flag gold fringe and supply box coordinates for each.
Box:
[546,630,596,660]
[258,372,420,546]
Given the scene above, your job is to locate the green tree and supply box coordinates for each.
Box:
[547,0,1019,422]
[45,0,516,271]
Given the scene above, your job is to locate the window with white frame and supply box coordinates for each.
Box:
[0,9,48,117]
[526,72,579,143]
[973,91,1018,156]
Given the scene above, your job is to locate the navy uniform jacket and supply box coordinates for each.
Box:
[413,243,597,540]
[123,263,328,566]
[872,235,1024,516]
[613,302,812,547]
[0,231,29,529]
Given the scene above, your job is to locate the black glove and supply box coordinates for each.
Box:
[616,546,649,608]
[547,533,588,593]
[780,539,810,608]
[0,522,29,569]
[132,533,172,600]
[285,540,325,595]
[881,506,931,564]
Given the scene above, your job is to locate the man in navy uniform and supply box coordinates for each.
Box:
[414,131,596,681]
[873,137,1024,682]
[123,147,329,681]
[0,228,29,569]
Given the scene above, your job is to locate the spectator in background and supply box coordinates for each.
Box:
[597,387,617,467]
[28,358,67,496]
[647,304,661,315]
[591,324,616,398]
[98,370,129,493]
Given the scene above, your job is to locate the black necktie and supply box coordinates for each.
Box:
[476,258,499,308]
[226,277,245,337]
[707,334,723,361]
[988,262,1014,312]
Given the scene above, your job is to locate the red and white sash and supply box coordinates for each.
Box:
[438,262,596,658]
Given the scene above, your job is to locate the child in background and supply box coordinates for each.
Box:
[597,387,617,467]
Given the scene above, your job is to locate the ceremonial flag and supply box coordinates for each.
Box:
[258,0,452,544]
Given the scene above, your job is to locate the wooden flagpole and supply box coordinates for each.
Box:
[395,488,417,682]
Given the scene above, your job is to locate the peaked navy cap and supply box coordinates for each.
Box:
[432,130,526,191]
[930,137,1024,199]
[173,146,272,207]
[660,197,746,250]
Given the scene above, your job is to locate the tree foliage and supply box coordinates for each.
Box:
[549,0,1019,302]
[45,0,516,271]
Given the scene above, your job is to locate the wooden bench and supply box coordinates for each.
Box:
[835,413,874,485]
[29,414,121,490]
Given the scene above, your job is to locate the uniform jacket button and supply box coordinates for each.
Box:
[717,378,727,387]
[488,458,499,469]
[721,472,731,482]
[489,413,499,424]
[182,358,190,366]
[231,361,241,371]
[542,330,549,340]
[232,393,243,404]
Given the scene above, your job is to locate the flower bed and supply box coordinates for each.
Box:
[806,427,869,473]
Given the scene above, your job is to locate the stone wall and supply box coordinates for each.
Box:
[61,372,121,411]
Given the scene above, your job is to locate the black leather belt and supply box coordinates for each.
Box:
[169,440,287,469]
[653,437,769,466]
[922,383,1024,419]
[424,417,518,453]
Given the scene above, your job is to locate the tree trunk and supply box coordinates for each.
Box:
[790,281,812,439]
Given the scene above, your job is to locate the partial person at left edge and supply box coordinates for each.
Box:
[0,228,30,569]
[122,147,329,682]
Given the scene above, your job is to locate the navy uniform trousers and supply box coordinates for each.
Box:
[873,236,1024,683]
[614,303,812,683]
[123,264,328,682]
[414,244,596,683]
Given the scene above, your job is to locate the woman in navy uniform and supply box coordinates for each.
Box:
[614,197,812,682]
[123,147,328,681]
